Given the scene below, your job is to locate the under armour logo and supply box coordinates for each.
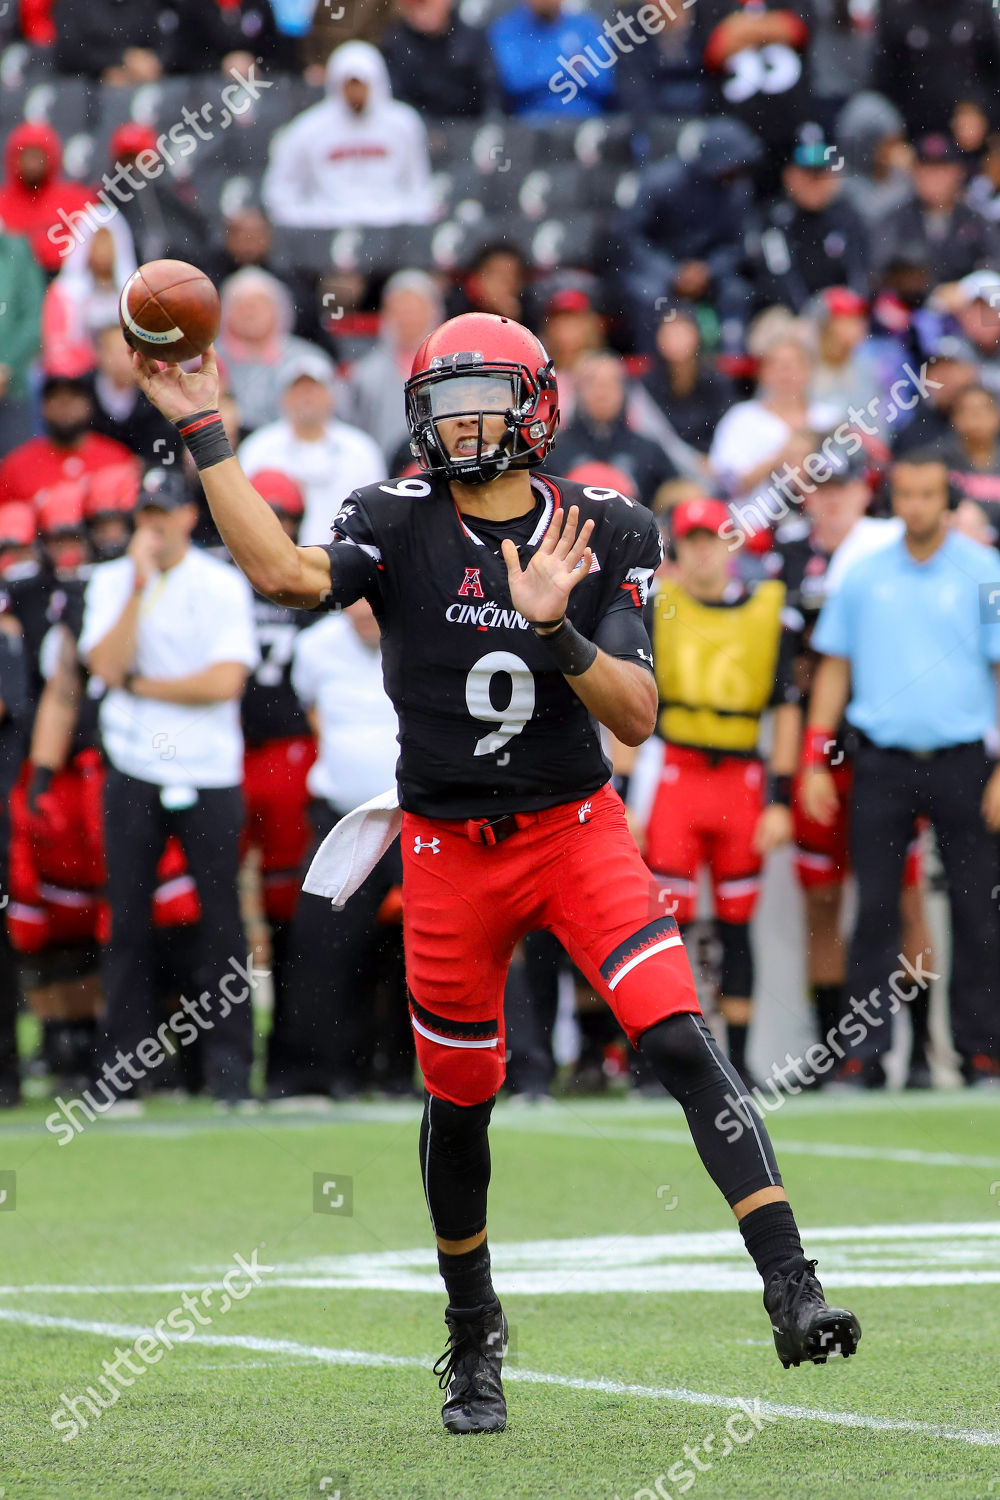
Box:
[413,836,440,854]
[578,801,592,824]
[636,647,652,664]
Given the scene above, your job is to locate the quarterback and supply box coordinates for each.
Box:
[134,312,860,1436]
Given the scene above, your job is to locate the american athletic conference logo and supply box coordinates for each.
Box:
[448,565,531,630]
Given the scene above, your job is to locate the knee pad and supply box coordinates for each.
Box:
[419,1091,496,1241]
[638,1012,713,1086]
[420,1091,495,1150]
[718,921,753,1000]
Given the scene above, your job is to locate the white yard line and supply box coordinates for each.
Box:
[488,1116,1000,1170]
[3,1222,998,1298]
[2,1307,997,1449]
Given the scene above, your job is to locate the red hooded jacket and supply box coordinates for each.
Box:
[0,123,93,273]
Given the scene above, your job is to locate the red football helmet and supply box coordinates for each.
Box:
[36,480,88,536]
[84,462,141,521]
[405,313,559,485]
[0,502,36,549]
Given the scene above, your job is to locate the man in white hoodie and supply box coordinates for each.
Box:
[263,40,435,229]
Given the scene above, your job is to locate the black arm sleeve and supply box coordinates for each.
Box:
[593,607,655,673]
[769,619,802,707]
[592,505,662,672]
[316,495,384,612]
[318,541,381,611]
[0,629,29,729]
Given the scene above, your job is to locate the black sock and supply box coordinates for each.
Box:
[739,1200,805,1285]
[909,983,931,1060]
[437,1238,496,1313]
[725,1020,748,1073]
[811,983,844,1044]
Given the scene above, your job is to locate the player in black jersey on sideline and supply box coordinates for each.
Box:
[133,312,860,1435]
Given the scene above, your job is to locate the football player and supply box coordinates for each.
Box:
[637,495,801,1090]
[133,313,860,1434]
[239,469,317,1021]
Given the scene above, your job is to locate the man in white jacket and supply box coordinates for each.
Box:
[237,349,386,547]
[263,40,435,229]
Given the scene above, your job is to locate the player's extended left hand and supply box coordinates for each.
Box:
[501,505,595,626]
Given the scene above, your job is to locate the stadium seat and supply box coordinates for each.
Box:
[425,118,540,174]
[95,78,198,139]
[0,41,55,93]
[504,213,601,270]
[535,115,635,167]
[514,162,622,219]
[0,75,93,132]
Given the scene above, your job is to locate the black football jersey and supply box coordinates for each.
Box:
[243,593,310,747]
[319,471,662,818]
[773,515,832,642]
[0,570,89,708]
[62,587,105,756]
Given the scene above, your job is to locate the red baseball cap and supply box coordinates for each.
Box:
[671,497,731,540]
[564,460,637,501]
[0,502,36,548]
[110,123,158,162]
[821,287,868,319]
[249,469,305,517]
[546,287,593,317]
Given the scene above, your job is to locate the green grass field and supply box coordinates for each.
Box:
[0,1088,998,1500]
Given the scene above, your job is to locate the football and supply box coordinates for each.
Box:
[118,258,220,363]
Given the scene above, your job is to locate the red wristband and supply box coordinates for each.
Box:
[802,728,834,770]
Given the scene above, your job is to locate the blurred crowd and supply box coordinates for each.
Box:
[0,0,999,1106]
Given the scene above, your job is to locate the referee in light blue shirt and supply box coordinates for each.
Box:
[804,448,1000,1088]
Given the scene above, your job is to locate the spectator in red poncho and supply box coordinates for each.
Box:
[0,123,92,276]
[0,373,132,507]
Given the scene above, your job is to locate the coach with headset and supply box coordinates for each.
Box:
[803,448,1000,1088]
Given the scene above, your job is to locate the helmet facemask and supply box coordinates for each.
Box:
[405,354,558,486]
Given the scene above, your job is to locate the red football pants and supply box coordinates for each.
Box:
[792,761,924,891]
[241,735,316,922]
[402,782,701,1106]
[644,745,764,924]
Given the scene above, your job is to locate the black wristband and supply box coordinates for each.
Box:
[531,616,598,676]
[766,772,793,807]
[173,408,234,471]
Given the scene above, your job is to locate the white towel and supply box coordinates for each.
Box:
[302,788,403,909]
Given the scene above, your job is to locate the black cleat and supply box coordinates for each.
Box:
[433,1302,508,1434]
[764,1258,861,1369]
